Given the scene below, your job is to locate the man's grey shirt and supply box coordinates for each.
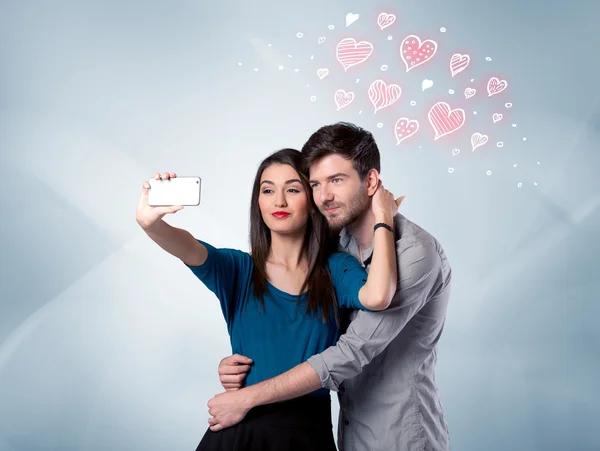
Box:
[307,214,452,451]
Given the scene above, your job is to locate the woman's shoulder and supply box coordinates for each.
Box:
[326,251,361,269]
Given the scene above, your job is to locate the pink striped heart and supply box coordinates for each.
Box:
[487,77,508,97]
[368,80,402,113]
[336,38,374,71]
[428,102,466,140]
[450,53,470,77]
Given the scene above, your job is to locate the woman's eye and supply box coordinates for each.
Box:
[262,189,273,194]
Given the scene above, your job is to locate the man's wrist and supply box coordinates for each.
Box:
[240,384,261,410]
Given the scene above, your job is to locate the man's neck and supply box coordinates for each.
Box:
[345,208,377,252]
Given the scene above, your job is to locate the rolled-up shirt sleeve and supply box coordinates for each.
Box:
[307,241,445,391]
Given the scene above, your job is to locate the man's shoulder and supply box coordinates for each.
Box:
[393,214,451,275]
[393,214,442,249]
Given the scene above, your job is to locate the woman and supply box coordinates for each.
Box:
[135,148,400,450]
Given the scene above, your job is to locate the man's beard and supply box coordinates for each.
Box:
[320,187,369,232]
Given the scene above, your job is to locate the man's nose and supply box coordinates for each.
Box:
[320,185,334,203]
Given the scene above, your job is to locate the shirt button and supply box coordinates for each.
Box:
[344,420,349,425]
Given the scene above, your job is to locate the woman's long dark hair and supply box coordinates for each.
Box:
[249,148,339,325]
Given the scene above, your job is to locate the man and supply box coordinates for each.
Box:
[206,122,452,451]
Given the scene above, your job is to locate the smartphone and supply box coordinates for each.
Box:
[147,176,201,206]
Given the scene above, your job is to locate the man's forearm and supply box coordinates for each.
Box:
[243,362,321,408]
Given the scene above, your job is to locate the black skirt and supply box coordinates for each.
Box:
[195,395,337,451]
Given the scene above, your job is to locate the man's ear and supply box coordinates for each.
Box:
[365,169,380,197]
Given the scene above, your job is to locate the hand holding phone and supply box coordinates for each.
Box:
[136,172,201,229]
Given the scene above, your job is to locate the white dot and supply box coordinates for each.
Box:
[295,68,299,72]
[310,96,316,102]
[254,68,259,71]
[448,168,455,173]
[310,55,315,60]
[448,89,455,94]
[485,56,492,61]
[306,84,310,87]
[440,27,447,32]
[534,182,538,186]
[288,54,292,58]
[517,182,523,188]
[237,62,243,66]
[470,78,474,82]
[537,161,541,165]
[356,79,360,83]
[381,65,388,71]
[473,111,478,115]
[486,170,492,175]
[388,36,393,40]
[358,110,362,114]
[296,32,304,38]
[497,142,504,148]
[377,123,383,128]
[328,25,334,30]
[523,137,527,141]
[278,65,284,70]
[268,44,272,47]
[410,100,416,106]
[512,123,517,127]
[513,164,518,167]
[505,102,513,108]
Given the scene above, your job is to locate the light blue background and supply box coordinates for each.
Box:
[1,0,599,450]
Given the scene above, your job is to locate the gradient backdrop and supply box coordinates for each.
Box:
[1,0,599,450]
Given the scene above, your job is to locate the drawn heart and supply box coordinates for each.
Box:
[450,53,470,77]
[334,89,355,110]
[471,132,489,151]
[464,88,476,99]
[400,34,438,72]
[428,102,466,140]
[336,38,374,71]
[368,80,402,113]
[346,13,359,27]
[377,12,396,30]
[318,36,326,44]
[452,148,460,156]
[492,113,503,123]
[487,77,508,97]
[317,68,329,79]
[394,118,419,144]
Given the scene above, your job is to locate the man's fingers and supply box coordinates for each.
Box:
[220,354,253,366]
[396,196,406,207]
[210,423,225,432]
[223,385,240,391]
[218,364,251,376]
[231,354,253,365]
[208,417,218,426]
[219,373,247,384]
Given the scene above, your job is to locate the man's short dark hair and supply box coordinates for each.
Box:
[301,122,381,179]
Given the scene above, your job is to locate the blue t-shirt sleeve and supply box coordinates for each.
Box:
[184,240,252,324]
[327,252,373,311]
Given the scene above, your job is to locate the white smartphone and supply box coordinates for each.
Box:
[147,176,201,206]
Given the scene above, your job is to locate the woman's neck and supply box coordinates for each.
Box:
[268,231,307,270]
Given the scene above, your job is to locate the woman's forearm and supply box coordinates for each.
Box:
[358,214,398,310]
[142,220,207,266]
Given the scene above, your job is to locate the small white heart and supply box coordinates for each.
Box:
[346,13,359,26]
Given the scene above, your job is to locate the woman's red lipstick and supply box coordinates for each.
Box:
[272,211,290,219]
